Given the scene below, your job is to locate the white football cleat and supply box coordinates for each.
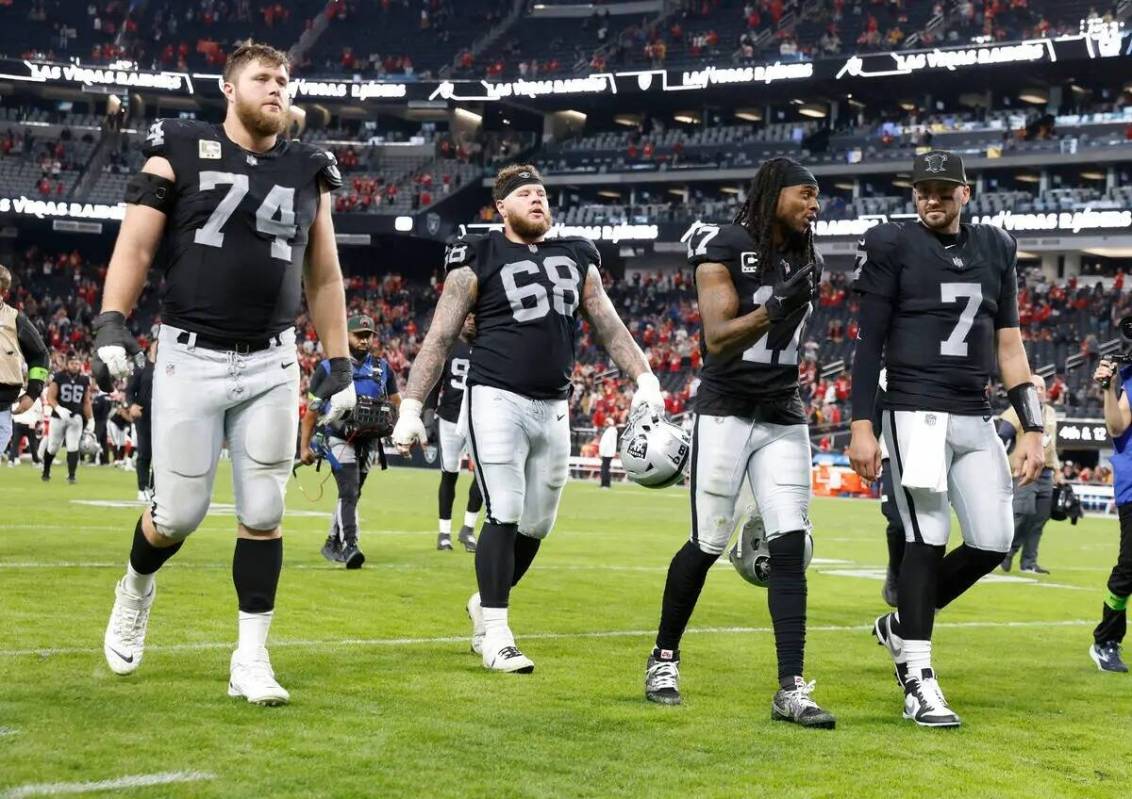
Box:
[481,632,534,674]
[466,592,485,655]
[104,578,155,675]
[228,649,290,706]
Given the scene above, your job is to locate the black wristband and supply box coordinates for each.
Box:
[24,379,44,400]
[1007,382,1043,432]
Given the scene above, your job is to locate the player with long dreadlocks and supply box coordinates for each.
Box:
[642,157,834,727]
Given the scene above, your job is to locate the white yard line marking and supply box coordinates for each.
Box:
[1,771,215,798]
[0,619,1093,659]
[0,728,20,737]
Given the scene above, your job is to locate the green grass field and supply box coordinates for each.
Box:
[1,462,1130,798]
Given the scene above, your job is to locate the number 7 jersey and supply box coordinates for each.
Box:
[687,222,819,423]
[444,230,594,400]
[853,220,1019,414]
[142,118,342,339]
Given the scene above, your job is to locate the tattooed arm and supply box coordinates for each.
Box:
[580,264,649,379]
[403,266,479,402]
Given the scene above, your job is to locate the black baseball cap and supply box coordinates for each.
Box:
[347,314,375,334]
[911,150,967,186]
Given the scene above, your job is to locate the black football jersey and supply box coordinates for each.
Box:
[141,118,342,339]
[853,221,1019,414]
[53,372,89,415]
[444,231,593,400]
[687,222,819,422]
[437,339,472,423]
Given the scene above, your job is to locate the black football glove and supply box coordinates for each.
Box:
[91,311,142,391]
[310,357,353,400]
[763,261,817,324]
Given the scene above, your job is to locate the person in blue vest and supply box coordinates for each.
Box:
[300,314,400,568]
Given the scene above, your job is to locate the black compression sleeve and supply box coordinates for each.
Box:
[16,311,49,376]
[850,293,893,422]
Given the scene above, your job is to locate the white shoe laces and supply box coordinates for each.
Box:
[111,592,151,647]
[781,679,819,710]
[647,660,679,691]
[915,676,950,710]
[236,651,279,685]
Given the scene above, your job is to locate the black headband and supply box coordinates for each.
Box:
[494,170,543,202]
[781,160,818,188]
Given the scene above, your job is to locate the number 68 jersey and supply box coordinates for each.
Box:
[444,230,594,400]
[142,118,342,339]
[687,221,820,423]
[853,220,1019,415]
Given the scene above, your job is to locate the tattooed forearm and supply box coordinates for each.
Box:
[581,265,649,380]
[404,267,478,402]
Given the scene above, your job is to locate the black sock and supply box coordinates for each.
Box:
[66,451,78,478]
[886,524,905,578]
[1094,602,1127,646]
[466,478,484,515]
[655,541,719,653]
[42,452,54,476]
[935,545,1006,610]
[893,542,945,640]
[512,533,541,586]
[475,521,518,608]
[768,531,808,686]
[128,517,182,575]
[232,537,284,613]
[116,446,126,461]
[438,470,458,522]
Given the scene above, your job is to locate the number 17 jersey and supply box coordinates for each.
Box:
[444,230,594,400]
[687,222,818,423]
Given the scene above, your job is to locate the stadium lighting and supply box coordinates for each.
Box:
[614,114,640,127]
[1019,88,1049,104]
[720,186,741,194]
[394,216,414,232]
[1081,170,1106,180]
[734,108,763,122]
[798,103,827,118]
[597,190,621,199]
[673,112,701,124]
[1015,173,1041,183]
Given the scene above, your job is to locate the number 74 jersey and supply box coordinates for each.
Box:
[853,220,1019,415]
[686,221,820,422]
[142,118,342,339]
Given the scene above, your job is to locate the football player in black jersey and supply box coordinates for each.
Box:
[95,43,355,705]
[393,163,664,673]
[426,313,481,552]
[643,158,835,728]
[42,353,93,484]
[848,150,1044,728]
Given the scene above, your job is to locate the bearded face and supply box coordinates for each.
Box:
[227,59,290,138]
[498,185,552,241]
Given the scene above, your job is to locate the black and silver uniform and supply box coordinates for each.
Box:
[444,231,593,400]
[436,339,472,423]
[142,118,342,339]
[853,221,1019,415]
[53,372,89,415]
[687,222,820,423]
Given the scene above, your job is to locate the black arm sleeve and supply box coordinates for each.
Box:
[125,367,143,405]
[850,293,893,422]
[307,362,329,398]
[16,311,49,398]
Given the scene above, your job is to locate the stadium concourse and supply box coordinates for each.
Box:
[3,0,1132,796]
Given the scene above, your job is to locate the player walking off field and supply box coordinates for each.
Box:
[849,150,1044,727]
[393,164,664,674]
[97,43,355,705]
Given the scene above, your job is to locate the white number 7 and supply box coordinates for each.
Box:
[940,282,983,357]
[194,171,297,260]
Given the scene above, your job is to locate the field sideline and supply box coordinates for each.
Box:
[1,462,1130,798]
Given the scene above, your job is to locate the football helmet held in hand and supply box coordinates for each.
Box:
[729,507,813,588]
[619,406,690,489]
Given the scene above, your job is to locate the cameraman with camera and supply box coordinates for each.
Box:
[300,315,399,569]
[1088,343,1132,672]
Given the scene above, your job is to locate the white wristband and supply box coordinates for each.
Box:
[400,398,423,419]
[636,373,660,392]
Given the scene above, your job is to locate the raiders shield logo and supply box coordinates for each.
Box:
[952,256,964,269]
[923,153,948,173]
[626,437,648,461]
[426,212,442,236]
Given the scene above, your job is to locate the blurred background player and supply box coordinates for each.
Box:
[998,374,1063,574]
[107,393,135,468]
[426,313,480,551]
[7,394,43,467]
[126,339,157,501]
[300,314,399,569]
[1089,356,1132,673]
[0,263,49,457]
[42,352,93,484]
[598,417,617,489]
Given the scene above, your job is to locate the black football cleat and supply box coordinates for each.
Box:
[437,533,453,551]
[458,526,477,552]
[341,542,365,570]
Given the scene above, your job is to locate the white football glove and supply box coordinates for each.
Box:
[392,398,428,453]
[53,405,72,421]
[84,416,95,434]
[629,372,665,415]
[318,382,357,427]
[97,345,134,380]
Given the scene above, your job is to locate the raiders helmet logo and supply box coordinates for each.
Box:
[519,171,532,179]
[626,437,649,461]
[952,256,964,269]
[923,153,948,173]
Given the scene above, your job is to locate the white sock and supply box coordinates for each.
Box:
[463,511,478,530]
[123,562,155,598]
[439,519,452,535]
[237,610,274,657]
[903,639,932,675]
[482,607,510,641]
